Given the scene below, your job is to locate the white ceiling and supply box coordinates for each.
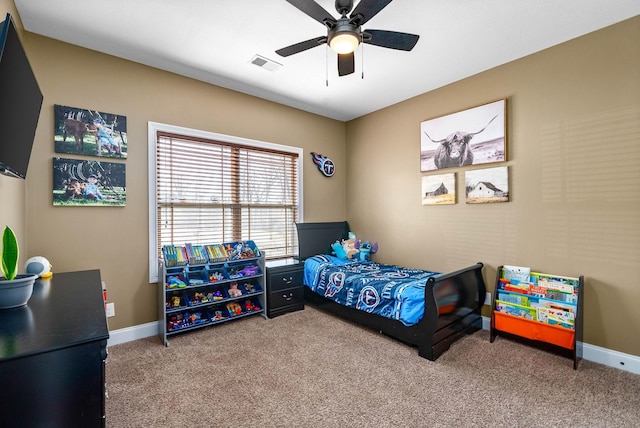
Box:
[14,0,640,122]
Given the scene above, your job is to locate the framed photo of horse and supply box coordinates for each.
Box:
[420,99,506,172]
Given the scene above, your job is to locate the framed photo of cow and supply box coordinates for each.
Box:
[420,99,506,172]
[54,104,128,158]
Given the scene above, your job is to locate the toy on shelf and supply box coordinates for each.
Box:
[226,302,242,316]
[244,282,257,293]
[244,300,259,312]
[225,241,260,260]
[193,292,209,304]
[167,313,186,331]
[166,276,187,289]
[171,294,181,308]
[228,265,260,279]
[209,270,224,282]
[189,278,205,286]
[188,312,206,325]
[228,282,243,297]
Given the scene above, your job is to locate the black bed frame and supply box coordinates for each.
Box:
[296,221,487,361]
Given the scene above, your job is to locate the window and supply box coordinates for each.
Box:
[148,123,302,282]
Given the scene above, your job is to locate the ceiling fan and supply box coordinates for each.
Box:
[275,0,420,76]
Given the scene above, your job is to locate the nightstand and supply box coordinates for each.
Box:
[266,260,304,318]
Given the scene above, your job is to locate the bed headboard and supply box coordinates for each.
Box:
[295,221,350,261]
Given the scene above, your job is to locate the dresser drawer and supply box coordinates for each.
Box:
[269,286,304,308]
[268,268,304,292]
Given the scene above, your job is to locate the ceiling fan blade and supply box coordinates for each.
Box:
[350,0,393,26]
[276,36,327,57]
[337,52,355,76]
[363,29,419,51]
[285,0,336,26]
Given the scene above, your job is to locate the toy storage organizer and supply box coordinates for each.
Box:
[490,266,584,369]
[158,241,266,346]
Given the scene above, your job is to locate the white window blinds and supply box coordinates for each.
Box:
[155,131,299,263]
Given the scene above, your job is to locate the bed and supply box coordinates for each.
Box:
[296,221,487,361]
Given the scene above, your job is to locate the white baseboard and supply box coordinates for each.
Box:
[108,321,160,346]
[582,342,640,375]
[482,315,491,331]
[108,318,639,375]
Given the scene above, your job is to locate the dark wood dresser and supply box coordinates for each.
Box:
[0,269,109,427]
[266,260,305,318]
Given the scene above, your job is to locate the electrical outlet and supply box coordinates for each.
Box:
[105,302,115,317]
[484,292,492,305]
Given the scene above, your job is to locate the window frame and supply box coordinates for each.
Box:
[148,122,304,282]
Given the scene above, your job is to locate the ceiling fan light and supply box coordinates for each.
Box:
[329,32,360,54]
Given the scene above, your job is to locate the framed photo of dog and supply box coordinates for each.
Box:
[54,104,128,158]
[420,99,506,172]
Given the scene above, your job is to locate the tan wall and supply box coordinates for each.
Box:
[0,175,27,262]
[346,16,640,357]
[7,4,346,329]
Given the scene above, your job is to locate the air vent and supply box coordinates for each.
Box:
[250,54,282,71]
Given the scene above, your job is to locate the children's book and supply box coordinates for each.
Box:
[498,292,529,306]
[537,306,575,329]
[496,300,536,320]
[503,265,530,282]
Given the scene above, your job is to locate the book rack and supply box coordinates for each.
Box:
[490,265,584,369]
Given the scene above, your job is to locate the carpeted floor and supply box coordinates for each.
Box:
[106,305,640,427]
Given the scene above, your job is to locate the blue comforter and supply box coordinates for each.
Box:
[303,255,440,326]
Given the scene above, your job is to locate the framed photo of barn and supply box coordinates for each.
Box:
[54,104,128,158]
[53,157,126,206]
[420,99,506,172]
[465,166,509,204]
[422,172,456,205]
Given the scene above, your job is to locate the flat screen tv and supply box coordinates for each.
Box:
[0,13,43,179]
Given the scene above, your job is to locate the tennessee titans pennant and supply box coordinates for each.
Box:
[311,152,335,177]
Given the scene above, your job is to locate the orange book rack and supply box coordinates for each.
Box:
[490,266,584,369]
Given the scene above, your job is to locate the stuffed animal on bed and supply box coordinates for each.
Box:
[342,237,359,259]
[332,232,378,261]
[331,241,348,259]
[356,240,378,261]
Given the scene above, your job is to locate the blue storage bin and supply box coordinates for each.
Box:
[207,266,228,283]
[222,240,261,260]
[226,262,261,279]
[186,265,208,286]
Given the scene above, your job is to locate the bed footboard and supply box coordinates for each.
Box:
[419,262,486,360]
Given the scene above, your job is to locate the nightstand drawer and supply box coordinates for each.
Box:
[268,269,304,292]
[269,286,304,308]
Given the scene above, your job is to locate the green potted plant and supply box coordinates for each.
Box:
[0,226,37,309]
